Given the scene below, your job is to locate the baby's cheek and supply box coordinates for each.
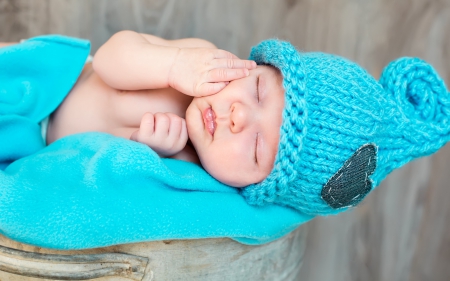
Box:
[199,146,257,187]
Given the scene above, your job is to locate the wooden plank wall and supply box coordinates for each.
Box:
[1,0,449,280]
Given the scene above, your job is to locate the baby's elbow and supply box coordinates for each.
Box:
[92,31,133,78]
[109,30,138,43]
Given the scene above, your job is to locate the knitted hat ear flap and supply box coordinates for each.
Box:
[379,57,450,125]
[374,57,450,178]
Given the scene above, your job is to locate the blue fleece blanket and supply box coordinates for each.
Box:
[0,35,312,250]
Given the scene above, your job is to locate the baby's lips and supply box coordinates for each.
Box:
[203,107,216,136]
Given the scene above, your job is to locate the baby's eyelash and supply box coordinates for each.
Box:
[254,133,259,164]
[255,76,260,102]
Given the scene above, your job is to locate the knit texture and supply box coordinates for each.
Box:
[241,39,450,216]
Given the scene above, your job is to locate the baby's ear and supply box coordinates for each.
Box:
[379,57,450,125]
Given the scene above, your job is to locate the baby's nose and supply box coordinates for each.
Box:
[230,102,249,133]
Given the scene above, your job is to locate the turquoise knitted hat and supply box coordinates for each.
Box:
[241,39,450,216]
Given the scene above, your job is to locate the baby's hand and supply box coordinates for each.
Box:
[169,48,256,97]
[130,112,188,157]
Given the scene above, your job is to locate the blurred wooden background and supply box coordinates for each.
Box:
[1,0,449,280]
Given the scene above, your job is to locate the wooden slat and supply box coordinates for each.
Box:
[0,0,449,280]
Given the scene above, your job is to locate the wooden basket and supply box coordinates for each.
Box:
[0,226,307,281]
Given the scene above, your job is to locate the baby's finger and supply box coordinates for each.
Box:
[213,49,239,60]
[167,114,183,140]
[138,112,155,138]
[153,113,170,138]
[197,82,228,96]
[168,117,188,150]
[213,58,257,70]
[179,119,188,145]
[174,125,188,152]
[207,68,249,83]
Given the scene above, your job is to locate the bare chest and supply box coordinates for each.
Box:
[47,64,193,144]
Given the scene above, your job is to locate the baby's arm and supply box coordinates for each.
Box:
[93,30,256,96]
[93,31,178,91]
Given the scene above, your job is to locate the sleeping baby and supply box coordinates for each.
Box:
[2,30,449,216]
[45,30,281,188]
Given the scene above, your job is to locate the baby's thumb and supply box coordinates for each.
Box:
[379,57,450,125]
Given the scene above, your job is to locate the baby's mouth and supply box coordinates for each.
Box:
[203,107,216,136]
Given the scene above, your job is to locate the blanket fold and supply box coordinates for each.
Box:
[0,35,90,168]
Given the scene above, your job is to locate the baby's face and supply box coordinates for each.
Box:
[186,65,284,187]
